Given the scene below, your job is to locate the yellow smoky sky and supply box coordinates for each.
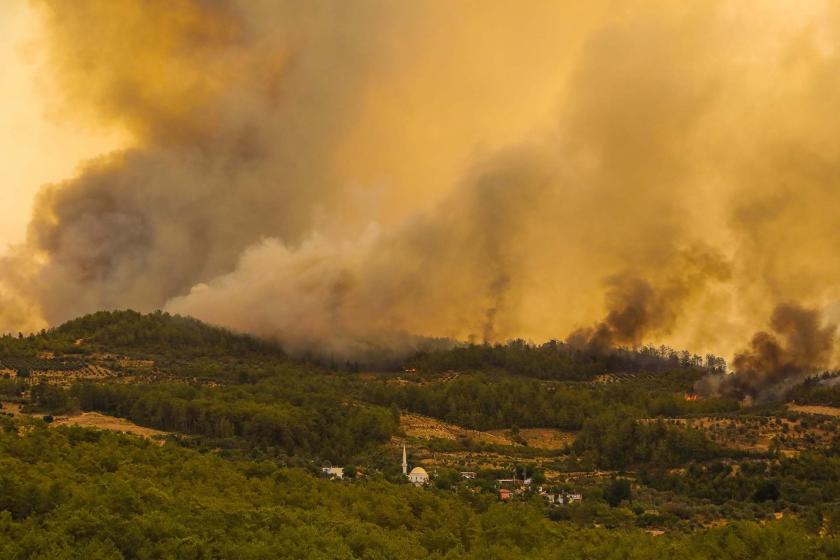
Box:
[3,0,840,363]
[0,1,126,250]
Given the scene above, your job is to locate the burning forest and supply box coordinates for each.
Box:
[5,4,840,554]
[3,0,840,372]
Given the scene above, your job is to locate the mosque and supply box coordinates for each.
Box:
[402,443,429,485]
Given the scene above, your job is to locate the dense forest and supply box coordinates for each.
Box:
[788,373,840,407]
[0,419,837,559]
[404,339,727,380]
[69,381,396,463]
[570,411,724,469]
[361,372,738,431]
[0,310,284,363]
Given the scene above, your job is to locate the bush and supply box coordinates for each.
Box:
[605,478,632,507]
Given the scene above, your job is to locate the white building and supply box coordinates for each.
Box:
[402,443,430,485]
[408,466,430,485]
[321,467,344,480]
[539,486,583,505]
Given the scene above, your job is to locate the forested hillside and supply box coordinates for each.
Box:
[405,339,726,379]
[1,311,840,559]
[0,419,837,559]
[788,373,840,407]
[0,310,283,361]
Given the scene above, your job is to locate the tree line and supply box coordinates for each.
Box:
[404,339,727,380]
[361,373,738,431]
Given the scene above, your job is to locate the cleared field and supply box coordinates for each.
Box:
[400,412,576,450]
[788,404,840,417]
[53,412,169,441]
[3,401,168,442]
[488,428,576,450]
[400,412,512,444]
[521,428,575,449]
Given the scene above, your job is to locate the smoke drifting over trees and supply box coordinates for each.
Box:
[696,303,837,401]
[567,248,731,350]
[3,1,840,363]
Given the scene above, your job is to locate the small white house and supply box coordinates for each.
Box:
[541,490,583,505]
[321,467,344,480]
[460,471,476,479]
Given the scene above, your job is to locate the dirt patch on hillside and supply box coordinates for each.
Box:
[486,428,575,449]
[53,412,168,442]
[518,428,575,450]
[401,412,512,445]
[401,413,576,451]
[0,402,22,417]
[788,404,840,417]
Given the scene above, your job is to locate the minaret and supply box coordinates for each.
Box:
[402,443,408,476]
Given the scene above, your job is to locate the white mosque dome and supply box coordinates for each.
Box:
[408,466,429,484]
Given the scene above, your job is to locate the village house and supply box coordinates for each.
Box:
[459,471,476,479]
[321,467,344,480]
[540,489,583,505]
[496,472,531,493]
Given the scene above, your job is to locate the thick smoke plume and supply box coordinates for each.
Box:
[567,247,731,350]
[696,303,837,401]
[4,1,840,363]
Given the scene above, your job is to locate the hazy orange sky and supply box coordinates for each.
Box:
[3,0,840,363]
[0,1,124,249]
